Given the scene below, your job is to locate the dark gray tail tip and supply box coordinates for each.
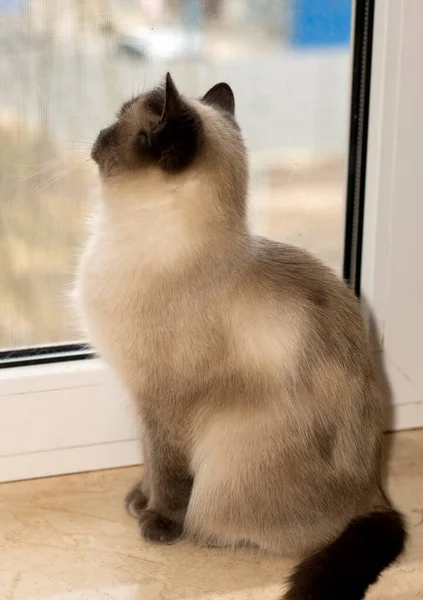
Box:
[284,509,407,600]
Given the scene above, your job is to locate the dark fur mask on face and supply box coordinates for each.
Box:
[91,73,236,177]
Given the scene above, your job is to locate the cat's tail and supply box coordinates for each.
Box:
[284,508,407,600]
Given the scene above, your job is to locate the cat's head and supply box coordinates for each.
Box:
[91,73,247,208]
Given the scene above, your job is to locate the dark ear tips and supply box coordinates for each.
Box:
[165,72,175,94]
[201,83,235,115]
[162,72,182,120]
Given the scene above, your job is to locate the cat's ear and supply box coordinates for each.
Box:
[201,83,235,116]
[151,73,201,173]
[161,73,183,121]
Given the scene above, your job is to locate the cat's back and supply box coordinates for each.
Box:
[236,235,375,384]
[248,236,364,330]
[231,235,383,448]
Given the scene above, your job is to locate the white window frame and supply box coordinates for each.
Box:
[1,0,422,483]
[360,0,423,432]
[0,359,141,482]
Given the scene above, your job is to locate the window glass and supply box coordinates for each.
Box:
[0,0,352,349]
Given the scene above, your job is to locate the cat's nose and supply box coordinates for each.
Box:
[97,126,116,147]
[91,125,116,162]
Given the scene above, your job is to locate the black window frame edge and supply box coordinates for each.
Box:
[0,343,95,369]
[343,0,375,295]
[1,1,374,370]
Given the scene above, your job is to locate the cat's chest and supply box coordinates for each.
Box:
[82,238,149,319]
[77,231,210,382]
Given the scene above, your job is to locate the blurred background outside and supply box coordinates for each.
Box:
[0,0,352,350]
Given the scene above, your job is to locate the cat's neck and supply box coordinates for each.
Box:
[94,172,249,275]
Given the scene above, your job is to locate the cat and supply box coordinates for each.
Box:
[76,73,406,600]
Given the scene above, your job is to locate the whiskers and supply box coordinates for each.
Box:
[16,139,96,199]
[70,136,96,161]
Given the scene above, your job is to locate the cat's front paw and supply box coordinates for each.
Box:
[125,482,148,518]
[139,510,183,544]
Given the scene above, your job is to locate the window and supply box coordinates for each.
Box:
[7,0,409,483]
[1,0,355,355]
